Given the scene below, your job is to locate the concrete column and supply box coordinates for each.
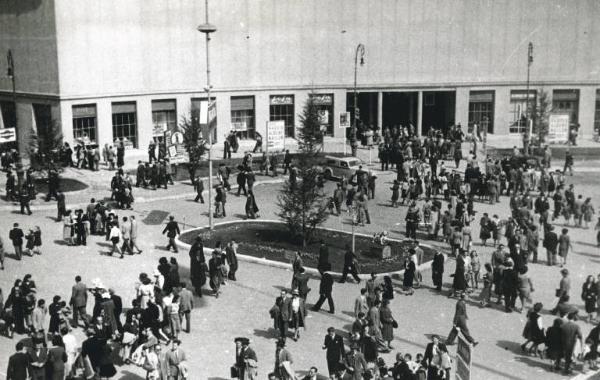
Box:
[578,86,596,140]
[417,91,423,137]
[455,87,470,129]
[15,100,33,160]
[137,97,153,151]
[494,87,511,135]
[332,89,346,138]
[377,91,383,131]
[59,102,73,145]
[96,99,112,148]
[254,91,269,140]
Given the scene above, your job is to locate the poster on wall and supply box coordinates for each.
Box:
[547,114,570,144]
[339,112,351,128]
[318,110,329,125]
[266,120,285,151]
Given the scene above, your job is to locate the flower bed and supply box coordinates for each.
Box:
[178,221,436,274]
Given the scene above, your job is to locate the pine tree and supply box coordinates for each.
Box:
[277,95,329,247]
[180,112,207,182]
[528,88,552,145]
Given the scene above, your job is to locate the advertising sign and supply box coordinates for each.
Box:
[232,121,248,131]
[455,333,472,380]
[318,110,329,125]
[266,120,285,151]
[0,128,17,143]
[152,124,166,137]
[164,130,187,164]
[270,95,293,105]
[339,112,351,128]
[547,114,570,144]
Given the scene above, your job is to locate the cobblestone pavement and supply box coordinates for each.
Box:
[0,160,599,379]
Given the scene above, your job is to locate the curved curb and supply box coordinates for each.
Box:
[175,219,446,279]
[0,177,286,212]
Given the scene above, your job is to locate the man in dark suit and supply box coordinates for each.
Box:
[322,327,345,377]
[27,340,47,380]
[108,288,123,332]
[317,241,330,275]
[423,335,450,380]
[8,223,24,261]
[277,290,292,342]
[311,272,334,314]
[445,294,478,346]
[7,342,30,380]
[293,267,310,301]
[432,251,445,291]
[162,215,180,253]
[339,245,361,283]
[70,275,88,328]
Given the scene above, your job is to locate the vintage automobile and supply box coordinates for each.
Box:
[315,155,365,181]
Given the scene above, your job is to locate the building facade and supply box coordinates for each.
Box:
[1,0,600,155]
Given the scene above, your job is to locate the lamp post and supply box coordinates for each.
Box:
[351,43,365,157]
[524,42,533,155]
[6,49,23,189]
[198,0,217,230]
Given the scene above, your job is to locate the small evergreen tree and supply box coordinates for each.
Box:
[529,88,552,145]
[277,95,329,247]
[29,119,63,170]
[180,112,207,182]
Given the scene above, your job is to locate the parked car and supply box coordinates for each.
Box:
[315,155,365,180]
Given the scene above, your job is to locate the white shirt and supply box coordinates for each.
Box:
[291,297,300,313]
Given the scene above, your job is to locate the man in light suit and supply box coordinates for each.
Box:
[344,343,367,380]
[354,288,369,318]
[70,275,88,328]
[178,282,194,333]
[165,339,187,380]
[120,216,134,255]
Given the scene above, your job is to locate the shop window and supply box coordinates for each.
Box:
[152,99,177,143]
[72,104,97,143]
[594,90,600,134]
[552,90,579,125]
[112,102,137,148]
[508,90,536,134]
[231,96,255,139]
[468,91,494,134]
[310,94,334,136]
[270,95,295,138]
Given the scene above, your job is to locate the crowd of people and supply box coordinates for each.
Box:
[3,122,600,379]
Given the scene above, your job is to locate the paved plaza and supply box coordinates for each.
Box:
[0,155,599,379]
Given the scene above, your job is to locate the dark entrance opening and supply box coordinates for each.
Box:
[382,92,418,129]
[422,91,456,136]
[345,92,378,138]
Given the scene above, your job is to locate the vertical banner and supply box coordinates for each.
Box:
[266,120,285,151]
[456,334,472,380]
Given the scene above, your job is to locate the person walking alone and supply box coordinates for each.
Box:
[311,272,335,314]
[163,216,180,253]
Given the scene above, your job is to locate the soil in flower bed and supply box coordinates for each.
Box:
[179,221,436,274]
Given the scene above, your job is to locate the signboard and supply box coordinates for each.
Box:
[270,95,293,105]
[455,333,472,380]
[232,121,248,131]
[0,128,16,143]
[318,110,329,125]
[339,112,351,128]
[153,123,166,137]
[311,94,333,105]
[170,131,184,145]
[266,120,285,151]
[547,114,570,144]
[164,130,187,164]
[208,101,217,124]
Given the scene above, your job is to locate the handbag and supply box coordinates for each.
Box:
[230,366,239,378]
[555,289,561,297]
[392,320,399,329]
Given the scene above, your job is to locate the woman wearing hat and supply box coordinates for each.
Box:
[209,245,224,298]
[289,290,305,341]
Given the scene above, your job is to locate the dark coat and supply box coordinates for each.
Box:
[324,333,345,362]
[319,273,334,295]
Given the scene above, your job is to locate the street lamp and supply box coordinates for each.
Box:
[351,43,365,157]
[6,49,23,189]
[524,42,533,155]
[198,0,217,230]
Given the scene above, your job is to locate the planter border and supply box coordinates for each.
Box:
[175,219,446,279]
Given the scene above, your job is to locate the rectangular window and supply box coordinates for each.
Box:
[508,90,536,134]
[552,89,579,125]
[269,95,295,138]
[0,101,16,129]
[468,91,494,134]
[594,90,600,133]
[152,99,177,143]
[112,102,137,148]
[310,93,334,136]
[230,96,255,139]
[72,104,97,143]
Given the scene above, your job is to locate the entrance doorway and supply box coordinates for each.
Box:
[345,92,378,139]
[422,91,456,135]
[382,92,418,129]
